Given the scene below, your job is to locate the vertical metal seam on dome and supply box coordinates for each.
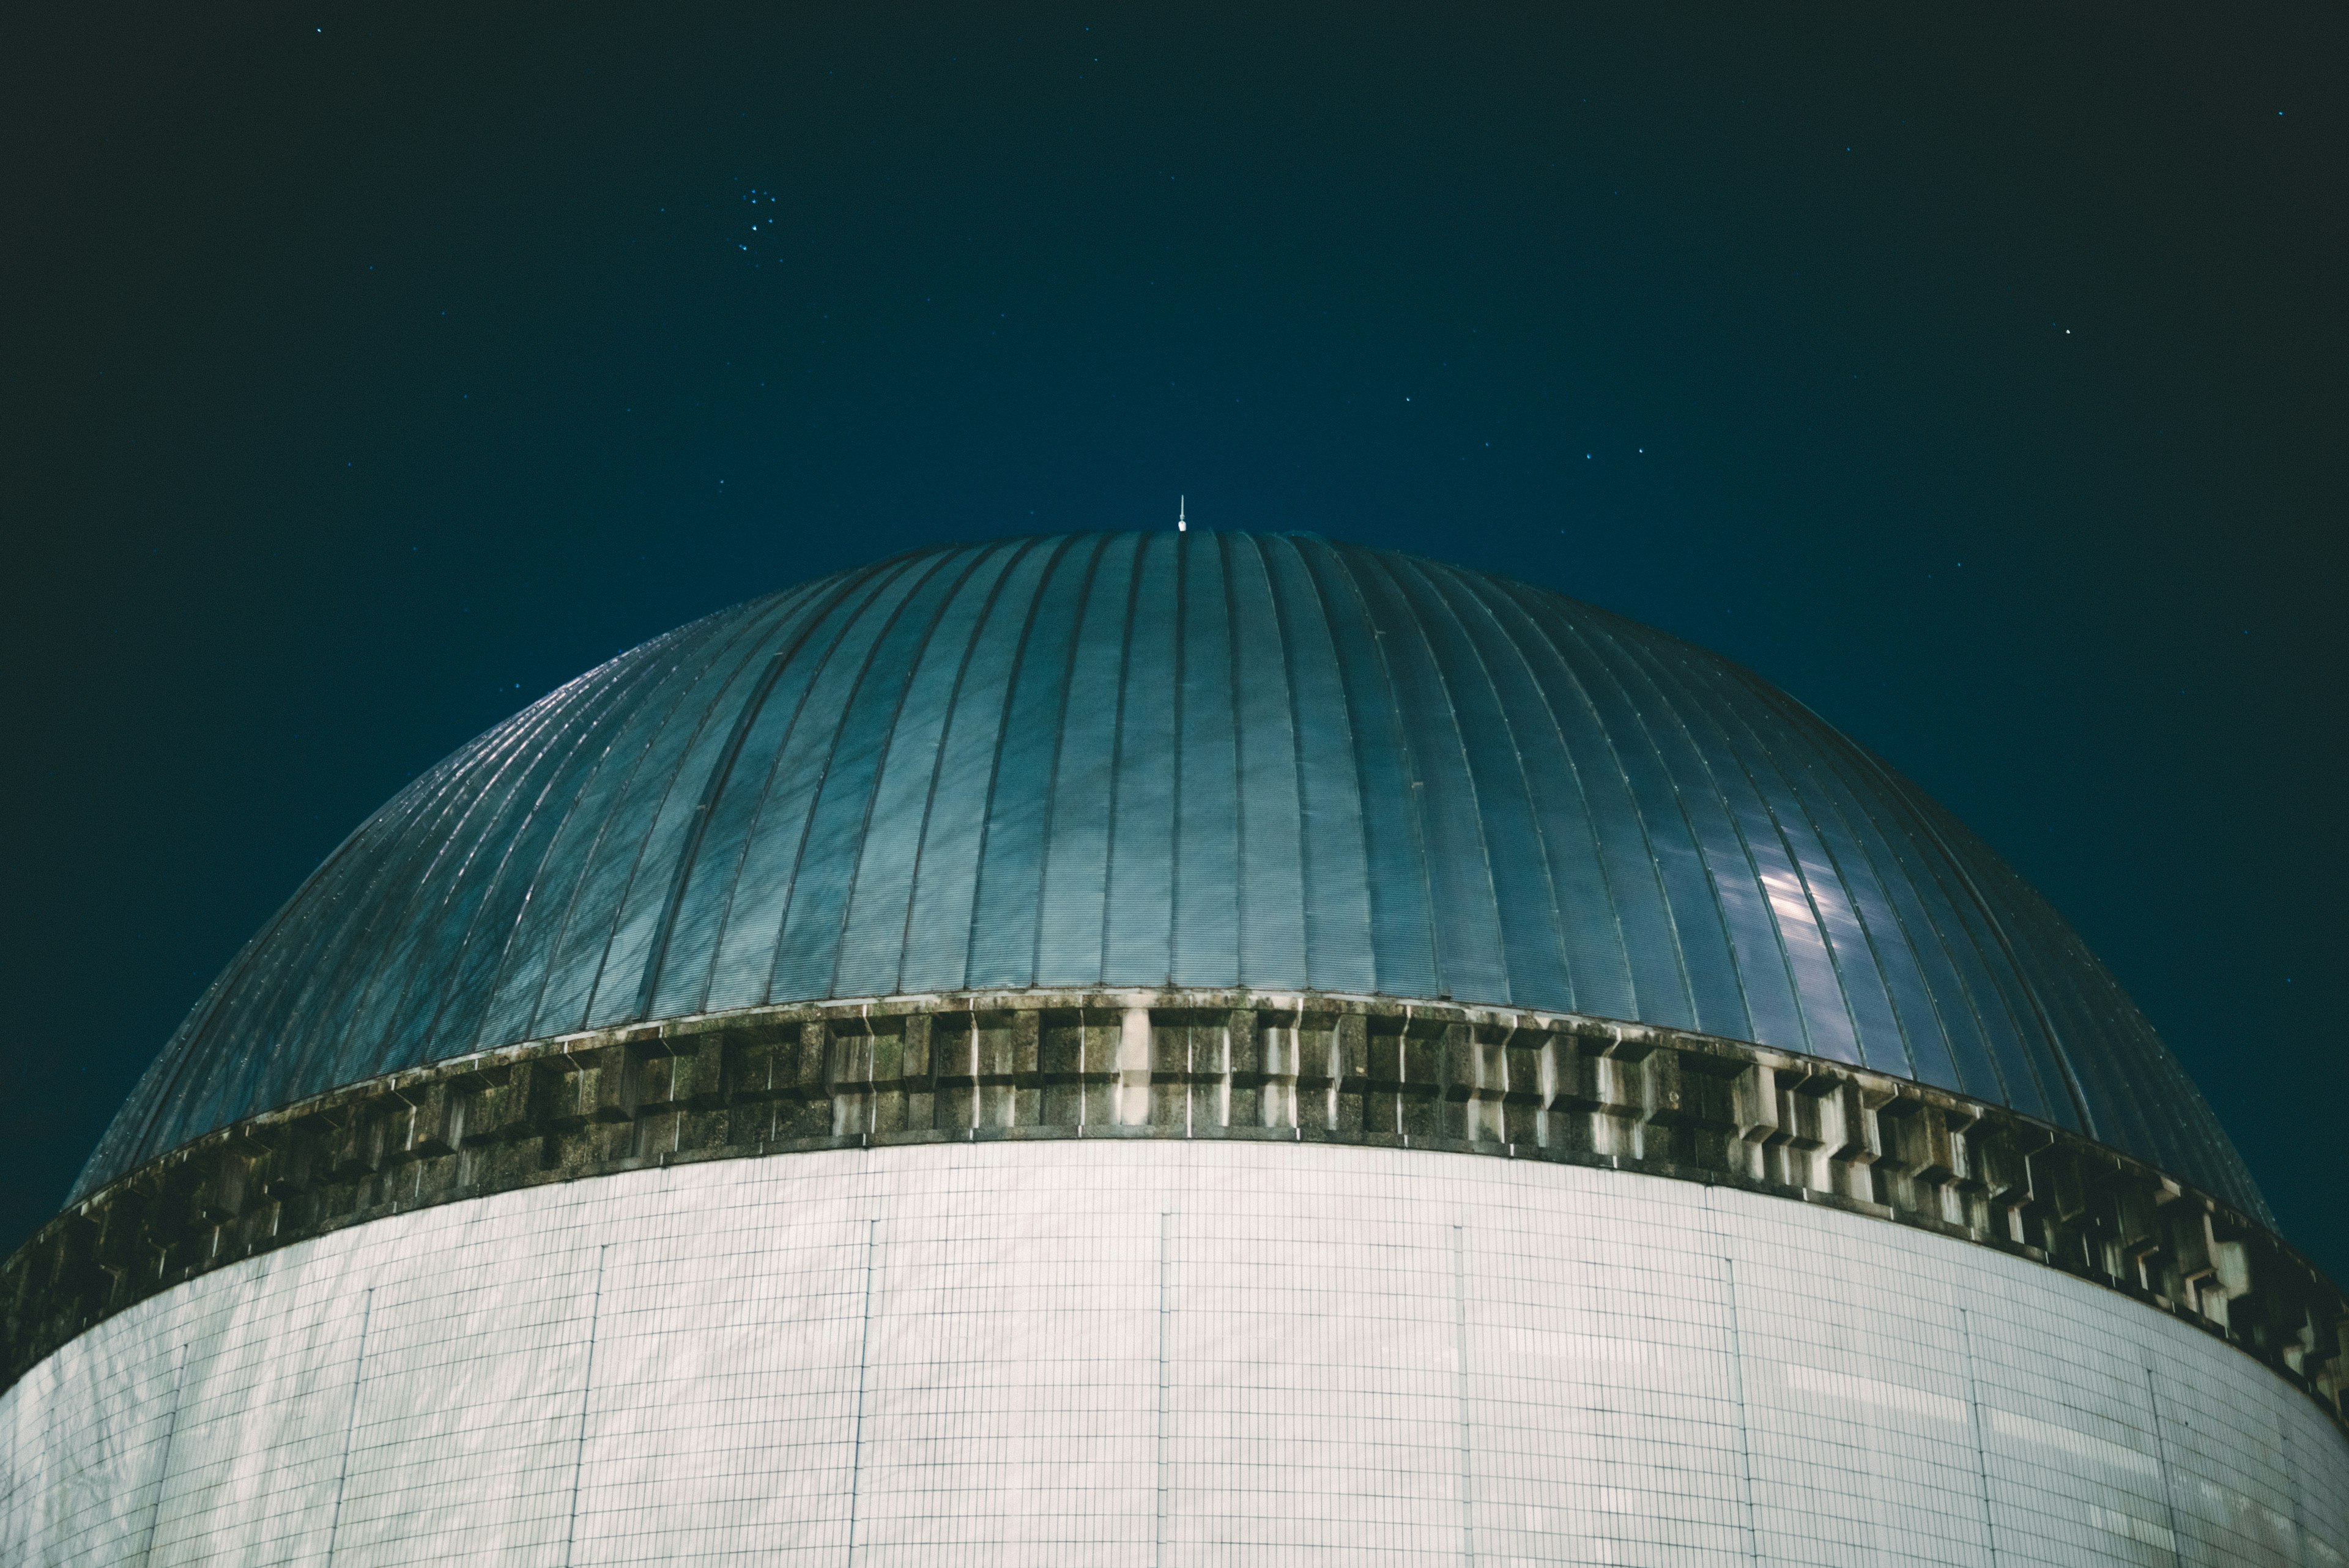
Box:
[1856,759,2094,1137]
[488,623,760,1042]
[625,564,904,1023]
[2156,1038,2263,1218]
[1611,619,1838,1056]
[516,592,828,1042]
[208,712,549,1135]
[662,581,897,1020]
[2098,985,2201,1179]
[407,636,695,1062]
[745,551,974,1008]
[1479,578,1690,1028]
[1354,548,1512,1004]
[681,571,925,1011]
[960,535,1086,989]
[1281,538,1381,982]
[1672,652,1926,1083]
[1599,625,1825,1061]
[1391,554,1576,1011]
[2135,1008,2254,1210]
[2016,912,2169,1170]
[581,592,868,1030]
[1693,656,1873,1063]
[1255,533,1362,987]
[124,755,453,1165]
[1318,540,1445,998]
[1748,678,2024,1110]
[1091,534,1154,989]
[1661,639,1907,1073]
[1167,531,1190,987]
[1027,533,1137,987]
[317,671,617,1088]
[818,546,1005,1001]
[1442,573,1638,1022]
[86,716,495,1192]
[1747,679,2057,1123]
[205,726,502,1070]
[1966,875,2148,1159]
[2036,883,2198,1181]
[1937,856,2095,1135]
[459,608,795,1055]
[1941,828,2173,1165]
[1751,708,1947,1084]
[891,537,1045,995]
[89,534,2269,1212]
[1531,596,1747,1040]
[683,559,930,1014]
[1422,561,1587,1012]
[1873,824,2045,1110]
[1023,535,1116,986]
[128,630,686,1185]
[2065,967,2191,1175]
[323,664,626,1080]
[1784,695,2011,1097]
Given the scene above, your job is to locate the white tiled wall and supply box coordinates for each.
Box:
[3,1142,2342,1566]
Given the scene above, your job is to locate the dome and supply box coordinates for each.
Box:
[80,530,2262,1216]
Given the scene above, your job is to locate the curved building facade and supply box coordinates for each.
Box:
[4,532,2343,1566]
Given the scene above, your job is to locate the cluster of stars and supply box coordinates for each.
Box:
[738,186,779,267]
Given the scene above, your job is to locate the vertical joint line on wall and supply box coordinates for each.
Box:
[325,1287,374,1566]
[1157,1209,1173,1568]
[1453,1224,1476,1568]
[1958,1307,1999,1567]
[847,1219,878,1566]
[1184,1027,1195,1138]
[563,1245,608,1568]
[1398,1006,1412,1137]
[2279,1407,2307,1559]
[137,1340,187,1567]
[1722,1257,1760,1566]
[2143,1364,2186,1567]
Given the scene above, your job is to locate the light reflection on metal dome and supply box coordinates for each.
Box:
[81,532,2263,1217]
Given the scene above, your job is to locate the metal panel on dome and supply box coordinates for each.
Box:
[73,532,2267,1220]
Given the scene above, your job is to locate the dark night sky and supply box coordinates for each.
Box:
[4,4,2342,1273]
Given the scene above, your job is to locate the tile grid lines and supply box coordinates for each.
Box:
[322,1284,371,1566]
[2284,1410,2309,1562]
[563,1243,607,1568]
[845,1217,877,1567]
[1721,1252,1762,1566]
[20,986,2331,1438]
[1959,1305,2003,1566]
[2145,1363,2188,1566]
[132,1339,181,1567]
[9,1142,2348,1565]
[1156,1208,1171,1568]
[1451,1223,1475,1568]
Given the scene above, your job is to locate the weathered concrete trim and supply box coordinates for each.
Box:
[7,990,2343,1433]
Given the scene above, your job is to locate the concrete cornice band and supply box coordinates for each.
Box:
[7,989,2343,1433]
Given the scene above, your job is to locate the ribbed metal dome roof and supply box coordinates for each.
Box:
[80,532,2263,1215]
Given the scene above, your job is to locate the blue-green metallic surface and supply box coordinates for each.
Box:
[78,533,2265,1217]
